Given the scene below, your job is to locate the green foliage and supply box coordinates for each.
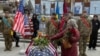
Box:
[33,37,49,48]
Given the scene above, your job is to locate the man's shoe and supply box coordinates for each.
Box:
[8,49,12,51]
[4,49,10,51]
[4,49,8,51]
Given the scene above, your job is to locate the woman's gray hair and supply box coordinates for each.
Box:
[67,19,78,28]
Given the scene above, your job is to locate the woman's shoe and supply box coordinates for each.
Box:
[16,45,20,47]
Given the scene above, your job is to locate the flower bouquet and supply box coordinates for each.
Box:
[61,28,72,49]
[33,36,49,50]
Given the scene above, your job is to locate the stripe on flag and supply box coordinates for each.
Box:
[24,15,34,38]
[13,0,25,36]
[48,43,58,56]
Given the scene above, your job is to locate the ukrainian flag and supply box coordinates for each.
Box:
[56,2,60,20]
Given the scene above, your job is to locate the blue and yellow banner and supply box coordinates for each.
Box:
[56,2,60,20]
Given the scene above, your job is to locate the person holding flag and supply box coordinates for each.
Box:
[49,1,79,55]
[59,0,69,32]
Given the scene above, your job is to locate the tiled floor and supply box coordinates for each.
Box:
[0,41,100,56]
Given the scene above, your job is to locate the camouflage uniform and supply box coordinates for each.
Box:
[0,17,13,51]
[0,17,2,31]
[78,16,92,56]
[46,19,59,48]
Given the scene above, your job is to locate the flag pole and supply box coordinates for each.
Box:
[19,0,26,56]
[19,35,26,55]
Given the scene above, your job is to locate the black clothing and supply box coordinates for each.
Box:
[13,31,20,47]
[89,31,98,49]
[89,19,100,49]
[31,18,39,38]
[32,19,39,30]
[92,20,100,32]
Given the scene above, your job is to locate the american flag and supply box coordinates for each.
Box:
[13,0,25,37]
[24,16,33,38]
[25,42,58,56]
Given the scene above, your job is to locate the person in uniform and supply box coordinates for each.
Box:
[78,11,92,56]
[46,13,59,48]
[50,12,80,56]
[0,7,13,51]
[88,15,100,50]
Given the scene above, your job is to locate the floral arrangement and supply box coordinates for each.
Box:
[33,32,49,49]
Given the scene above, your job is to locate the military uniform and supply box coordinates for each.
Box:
[0,17,13,51]
[46,19,59,48]
[78,16,92,56]
[0,17,2,32]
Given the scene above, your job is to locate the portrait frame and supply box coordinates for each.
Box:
[35,4,41,14]
[84,7,90,15]
[90,1,100,15]
[74,2,83,15]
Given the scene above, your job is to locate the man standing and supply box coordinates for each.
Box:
[51,12,75,45]
[59,11,78,34]
[88,15,100,50]
[0,7,13,51]
[46,13,59,48]
[78,11,92,56]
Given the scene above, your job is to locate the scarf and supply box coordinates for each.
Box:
[50,18,58,29]
[81,17,90,28]
[2,17,11,28]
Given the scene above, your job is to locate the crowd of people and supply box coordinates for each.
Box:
[0,6,100,56]
[26,11,100,56]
